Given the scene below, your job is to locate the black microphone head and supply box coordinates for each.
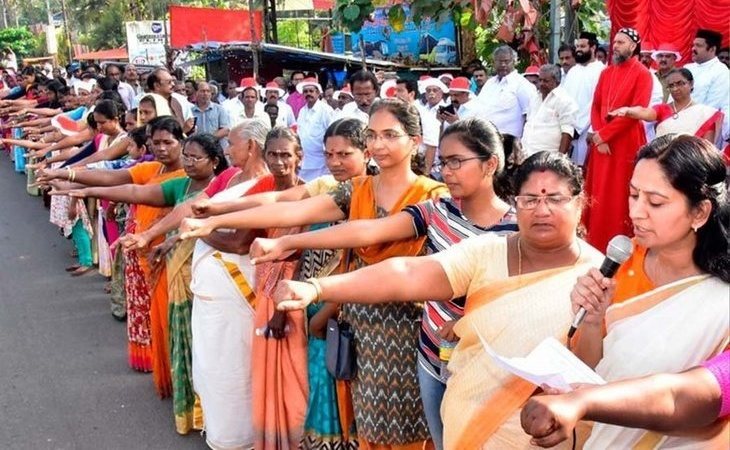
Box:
[607,235,633,265]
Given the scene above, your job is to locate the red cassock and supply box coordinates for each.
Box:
[583,57,653,252]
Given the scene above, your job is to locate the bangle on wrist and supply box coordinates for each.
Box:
[305,277,323,304]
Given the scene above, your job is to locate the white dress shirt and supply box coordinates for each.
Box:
[171,92,194,120]
[297,100,335,171]
[476,70,537,137]
[333,101,370,124]
[117,82,137,110]
[560,60,605,165]
[521,86,578,156]
[223,98,267,127]
[274,101,297,128]
[685,57,730,142]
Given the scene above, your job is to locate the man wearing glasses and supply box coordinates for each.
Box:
[296,78,334,181]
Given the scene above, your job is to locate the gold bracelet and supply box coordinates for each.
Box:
[305,277,323,304]
[68,169,76,182]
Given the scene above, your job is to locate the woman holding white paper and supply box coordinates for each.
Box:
[271,151,605,449]
[570,134,730,449]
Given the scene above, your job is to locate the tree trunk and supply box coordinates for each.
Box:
[459,24,477,66]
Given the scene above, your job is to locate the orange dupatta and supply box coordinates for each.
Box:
[348,175,448,265]
[442,242,604,450]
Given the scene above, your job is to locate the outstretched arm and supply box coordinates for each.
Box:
[608,106,658,121]
[274,254,454,311]
[180,194,346,240]
[41,128,93,153]
[192,184,310,217]
[250,211,416,264]
[520,365,724,448]
[66,184,167,206]
[37,166,133,186]
[118,192,208,251]
[69,136,131,167]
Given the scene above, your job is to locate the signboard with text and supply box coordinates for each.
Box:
[125,21,168,66]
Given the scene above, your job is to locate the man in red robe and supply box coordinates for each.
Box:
[583,28,653,252]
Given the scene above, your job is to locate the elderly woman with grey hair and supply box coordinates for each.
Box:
[118,118,275,449]
[520,63,579,157]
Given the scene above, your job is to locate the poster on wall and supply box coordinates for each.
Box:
[331,3,458,66]
[125,21,169,66]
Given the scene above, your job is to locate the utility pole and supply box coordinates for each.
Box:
[248,0,259,79]
[59,0,73,62]
[549,0,560,63]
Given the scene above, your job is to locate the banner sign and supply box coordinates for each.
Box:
[332,4,458,66]
[125,21,168,66]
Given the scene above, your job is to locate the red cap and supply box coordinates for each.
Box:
[523,65,540,76]
[448,76,471,93]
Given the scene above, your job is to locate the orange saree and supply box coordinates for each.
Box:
[251,225,309,450]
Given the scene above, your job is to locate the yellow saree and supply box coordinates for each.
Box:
[440,238,604,450]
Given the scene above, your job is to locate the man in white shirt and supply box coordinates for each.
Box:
[124,64,144,96]
[652,43,681,102]
[223,77,266,127]
[262,82,296,128]
[335,70,378,124]
[438,76,485,125]
[68,62,82,88]
[684,29,730,143]
[477,45,537,164]
[418,77,449,117]
[558,43,577,80]
[395,78,439,172]
[296,78,335,181]
[333,85,354,112]
[104,63,136,110]
[561,31,605,166]
[522,65,578,157]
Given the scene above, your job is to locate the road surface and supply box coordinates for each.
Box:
[0,155,207,449]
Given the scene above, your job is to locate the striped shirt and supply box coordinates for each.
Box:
[403,197,518,381]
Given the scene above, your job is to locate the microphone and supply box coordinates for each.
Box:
[568,235,633,338]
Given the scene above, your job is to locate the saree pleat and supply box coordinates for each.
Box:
[125,246,153,372]
[166,238,201,434]
[251,226,309,450]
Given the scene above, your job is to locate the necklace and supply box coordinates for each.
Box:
[516,236,583,275]
[671,100,693,119]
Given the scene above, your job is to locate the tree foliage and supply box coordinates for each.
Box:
[0,27,41,57]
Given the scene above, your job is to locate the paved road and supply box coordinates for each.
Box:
[0,155,207,450]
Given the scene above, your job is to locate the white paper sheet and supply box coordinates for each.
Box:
[473,324,606,392]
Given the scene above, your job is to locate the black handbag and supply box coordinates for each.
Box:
[325,249,357,380]
[325,317,357,380]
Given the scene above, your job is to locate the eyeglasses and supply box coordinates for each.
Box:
[514,195,576,210]
[182,154,209,164]
[667,80,688,90]
[302,88,318,94]
[363,131,408,145]
[433,156,487,170]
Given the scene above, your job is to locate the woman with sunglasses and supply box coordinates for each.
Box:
[609,68,723,143]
